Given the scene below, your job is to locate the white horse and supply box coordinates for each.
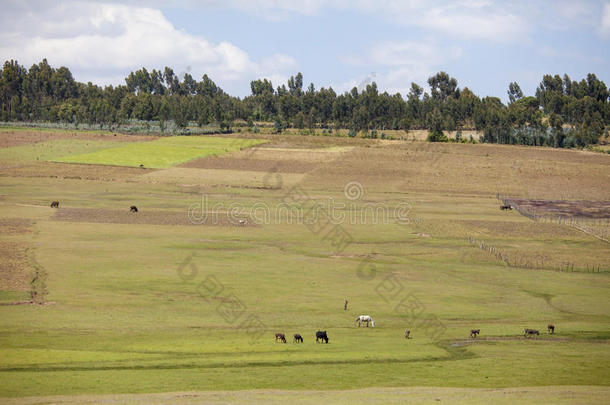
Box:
[356,315,375,327]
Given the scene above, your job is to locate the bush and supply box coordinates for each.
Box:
[426,129,449,142]
[273,119,284,134]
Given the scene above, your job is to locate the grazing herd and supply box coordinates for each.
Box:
[50,201,139,212]
[273,331,325,344]
[468,325,555,339]
[275,323,557,344]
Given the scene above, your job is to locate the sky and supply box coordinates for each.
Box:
[1,0,609,101]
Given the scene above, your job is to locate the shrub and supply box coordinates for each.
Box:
[427,129,449,142]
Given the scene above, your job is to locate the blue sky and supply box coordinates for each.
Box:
[1,1,609,102]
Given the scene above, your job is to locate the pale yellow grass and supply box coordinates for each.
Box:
[229,146,354,163]
[301,142,610,200]
[4,386,608,405]
[139,167,306,188]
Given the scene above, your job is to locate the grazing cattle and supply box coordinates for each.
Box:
[500,205,512,210]
[293,333,303,343]
[470,329,480,338]
[524,328,539,337]
[316,331,329,343]
[356,315,375,328]
[130,205,138,213]
[404,329,411,339]
[50,201,59,208]
[547,324,555,334]
[237,219,246,226]
[274,333,286,343]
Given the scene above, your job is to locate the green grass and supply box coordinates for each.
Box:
[53,137,267,168]
[0,139,118,163]
[0,133,609,401]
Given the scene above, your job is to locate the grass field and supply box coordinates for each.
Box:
[0,128,609,403]
[54,137,267,168]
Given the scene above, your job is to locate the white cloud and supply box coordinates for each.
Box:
[601,2,610,38]
[0,1,297,93]
[340,40,462,95]
[195,0,528,41]
[354,0,528,42]
[103,0,528,41]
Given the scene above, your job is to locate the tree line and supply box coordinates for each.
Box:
[1,59,608,147]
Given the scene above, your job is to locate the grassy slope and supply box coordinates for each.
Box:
[0,132,608,399]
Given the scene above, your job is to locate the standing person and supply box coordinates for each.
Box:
[344,299,348,310]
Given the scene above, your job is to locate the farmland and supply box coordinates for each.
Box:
[54,136,267,168]
[0,127,609,403]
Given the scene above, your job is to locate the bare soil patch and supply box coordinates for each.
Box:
[52,207,255,227]
[0,130,156,148]
[181,143,352,174]
[180,156,318,173]
[0,241,30,292]
[505,199,610,219]
[0,218,33,235]
[0,162,154,181]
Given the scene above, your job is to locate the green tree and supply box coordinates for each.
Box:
[428,72,459,102]
[507,82,523,104]
[295,111,305,129]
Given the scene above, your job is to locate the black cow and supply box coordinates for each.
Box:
[316,331,329,343]
[274,333,286,343]
[524,328,539,337]
[470,329,480,338]
[547,324,555,334]
[50,201,59,208]
[293,333,303,343]
[500,205,512,210]
[130,205,138,213]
